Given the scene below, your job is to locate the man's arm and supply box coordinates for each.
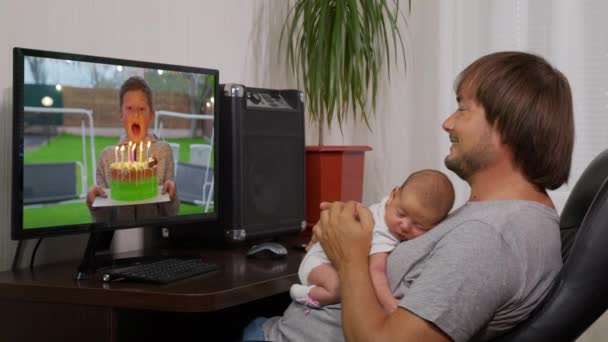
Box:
[339,249,450,342]
[88,150,112,222]
[316,202,451,342]
[369,252,400,314]
[159,143,179,216]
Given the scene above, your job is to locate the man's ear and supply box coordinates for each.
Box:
[119,110,124,121]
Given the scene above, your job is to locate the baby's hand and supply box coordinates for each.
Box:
[86,186,106,209]
[162,180,177,200]
[306,222,320,251]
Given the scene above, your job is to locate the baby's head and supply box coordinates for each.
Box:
[384,169,455,241]
[119,76,155,143]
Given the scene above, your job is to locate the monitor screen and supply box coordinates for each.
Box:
[12,47,219,240]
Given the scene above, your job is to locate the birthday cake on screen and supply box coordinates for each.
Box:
[110,141,158,201]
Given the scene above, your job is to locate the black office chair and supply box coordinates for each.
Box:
[496,149,608,342]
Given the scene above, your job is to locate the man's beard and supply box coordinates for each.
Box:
[444,141,494,181]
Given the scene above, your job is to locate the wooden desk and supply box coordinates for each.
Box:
[0,242,305,342]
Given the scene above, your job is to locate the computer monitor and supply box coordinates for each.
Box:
[11,47,219,275]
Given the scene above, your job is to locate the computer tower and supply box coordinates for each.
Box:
[218,84,306,242]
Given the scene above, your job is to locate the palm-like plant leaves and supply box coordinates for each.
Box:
[281,0,407,142]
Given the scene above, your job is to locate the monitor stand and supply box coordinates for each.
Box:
[73,231,164,280]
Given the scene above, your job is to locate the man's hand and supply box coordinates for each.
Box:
[86,186,107,209]
[313,201,375,272]
[162,180,177,200]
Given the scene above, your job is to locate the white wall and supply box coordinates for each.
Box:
[1,0,18,271]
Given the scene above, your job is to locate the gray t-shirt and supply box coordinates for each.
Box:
[263,200,561,342]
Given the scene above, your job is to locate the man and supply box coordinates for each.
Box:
[246,51,574,341]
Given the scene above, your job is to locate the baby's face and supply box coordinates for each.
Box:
[120,90,154,143]
[384,188,442,241]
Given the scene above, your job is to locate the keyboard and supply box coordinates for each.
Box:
[102,258,219,284]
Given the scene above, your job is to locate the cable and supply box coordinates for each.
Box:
[11,240,24,272]
[30,238,43,270]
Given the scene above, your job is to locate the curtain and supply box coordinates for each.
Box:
[314,0,607,216]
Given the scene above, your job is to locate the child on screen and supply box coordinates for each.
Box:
[86,76,179,222]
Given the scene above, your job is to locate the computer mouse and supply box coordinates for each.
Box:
[246,242,288,259]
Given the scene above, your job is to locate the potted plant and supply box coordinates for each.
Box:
[282,0,408,227]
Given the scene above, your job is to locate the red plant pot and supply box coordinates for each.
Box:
[305,145,372,231]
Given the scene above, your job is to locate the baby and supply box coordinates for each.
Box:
[290,169,455,313]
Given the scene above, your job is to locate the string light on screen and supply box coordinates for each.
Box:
[55,84,62,91]
[41,96,53,107]
[157,69,164,75]
[116,66,123,72]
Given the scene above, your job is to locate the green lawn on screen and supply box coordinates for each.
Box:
[23,133,214,229]
[24,202,211,229]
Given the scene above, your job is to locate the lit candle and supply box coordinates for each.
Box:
[120,145,125,163]
[114,146,118,164]
[147,141,151,161]
[139,141,143,163]
[131,144,136,164]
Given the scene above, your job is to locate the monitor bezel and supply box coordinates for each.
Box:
[12,47,220,240]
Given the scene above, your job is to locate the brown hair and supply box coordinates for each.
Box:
[119,76,154,112]
[455,51,574,190]
[399,169,455,220]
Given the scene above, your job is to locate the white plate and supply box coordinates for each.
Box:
[92,186,170,207]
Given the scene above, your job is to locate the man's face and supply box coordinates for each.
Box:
[384,188,439,241]
[441,87,502,181]
[120,90,154,143]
